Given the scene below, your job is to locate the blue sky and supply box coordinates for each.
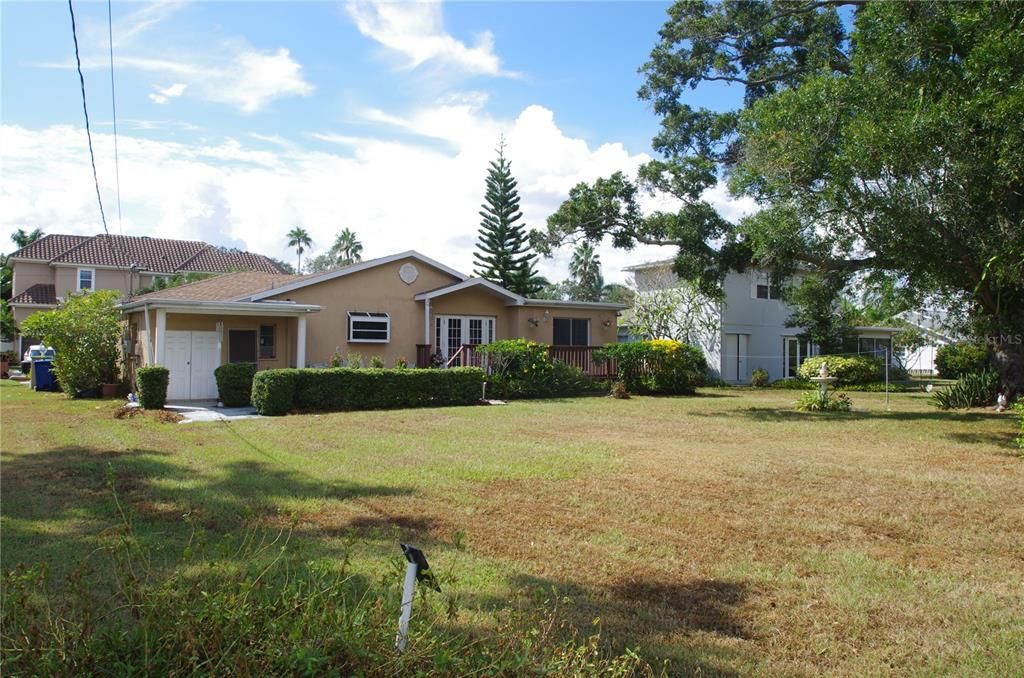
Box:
[1,1,748,282]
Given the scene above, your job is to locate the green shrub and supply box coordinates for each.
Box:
[837,381,914,393]
[251,369,300,416]
[595,339,707,395]
[20,290,122,397]
[253,367,484,415]
[770,378,813,390]
[795,389,853,412]
[369,355,385,369]
[750,367,770,387]
[214,362,257,407]
[478,339,590,399]
[136,366,169,409]
[931,369,999,409]
[797,355,880,385]
[935,341,989,379]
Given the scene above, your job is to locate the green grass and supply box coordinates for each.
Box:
[2,380,1022,675]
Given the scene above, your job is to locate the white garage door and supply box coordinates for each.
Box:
[165,330,220,401]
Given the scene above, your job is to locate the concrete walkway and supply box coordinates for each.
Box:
[165,401,260,424]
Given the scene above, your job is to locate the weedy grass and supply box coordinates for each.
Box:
[1,381,1022,675]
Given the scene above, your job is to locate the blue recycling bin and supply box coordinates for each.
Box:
[31,359,58,391]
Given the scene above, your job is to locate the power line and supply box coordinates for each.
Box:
[106,0,123,236]
[68,0,111,238]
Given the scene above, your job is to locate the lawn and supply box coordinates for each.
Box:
[2,380,1022,675]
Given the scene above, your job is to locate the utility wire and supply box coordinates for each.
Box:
[68,0,111,239]
[106,0,123,236]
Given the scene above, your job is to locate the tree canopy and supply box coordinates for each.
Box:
[534,0,1024,394]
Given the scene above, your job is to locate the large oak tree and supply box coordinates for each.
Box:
[534,1,1024,395]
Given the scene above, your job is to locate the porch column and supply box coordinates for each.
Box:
[423,298,431,345]
[296,314,307,368]
[155,308,167,366]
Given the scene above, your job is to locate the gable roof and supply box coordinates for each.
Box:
[248,250,467,301]
[9,233,286,274]
[129,271,299,303]
[414,277,525,304]
[9,283,57,306]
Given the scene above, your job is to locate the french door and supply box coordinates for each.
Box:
[435,315,495,359]
[722,333,749,382]
[783,337,814,378]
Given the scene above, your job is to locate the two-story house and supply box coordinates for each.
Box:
[624,259,899,383]
[7,233,286,355]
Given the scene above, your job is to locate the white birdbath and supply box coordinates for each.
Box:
[809,362,838,397]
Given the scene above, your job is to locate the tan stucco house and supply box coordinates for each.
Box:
[120,251,625,401]
[7,233,286,354]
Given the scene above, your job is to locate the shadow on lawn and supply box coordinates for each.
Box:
[693,406,1004,424]
[1,444,415,575]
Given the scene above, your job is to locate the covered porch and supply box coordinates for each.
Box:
[121,299,321,401]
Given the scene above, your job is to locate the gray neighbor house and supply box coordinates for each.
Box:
[623,259,900,384]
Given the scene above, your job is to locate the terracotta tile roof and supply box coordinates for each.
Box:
[9,283,57,306]
[8,235,91,261]
[129,271,300,302]
[10,233,286,274]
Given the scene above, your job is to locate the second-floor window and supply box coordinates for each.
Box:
[77,268,95,292]
[752,272,781,300]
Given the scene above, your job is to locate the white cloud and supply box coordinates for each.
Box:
[148,82,187,105]
[1,103,752,283]
[346,0,517,78]
[40,16,313,113]
[119,47,313,113]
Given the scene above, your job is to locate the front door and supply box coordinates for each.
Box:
[435,316,495,359]
[165,330,220,400]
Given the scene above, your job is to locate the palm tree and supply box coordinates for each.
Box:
[11,228,44,249]
[286,227,312,273]
[331,228,363,266]
[568,241,604,302]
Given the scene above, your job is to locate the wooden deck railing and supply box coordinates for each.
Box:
[547,345,618,379]
[417,344,617,379]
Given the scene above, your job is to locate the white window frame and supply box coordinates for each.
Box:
[751,271,781,300]
[347,311,390,343]
[435,315,496,359]
[77,267,95,292]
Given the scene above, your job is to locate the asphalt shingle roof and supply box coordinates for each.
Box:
[9,283,57,306]
[129,271,300,302]
[10,233,286,274]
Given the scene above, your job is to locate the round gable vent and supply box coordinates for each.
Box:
[399,262,419,284]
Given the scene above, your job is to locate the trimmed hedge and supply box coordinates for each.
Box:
[136,366,169,409]
[250,369,299,416]
[797,355,880,385]
[214,362,257,407]
[251,367,485,416]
